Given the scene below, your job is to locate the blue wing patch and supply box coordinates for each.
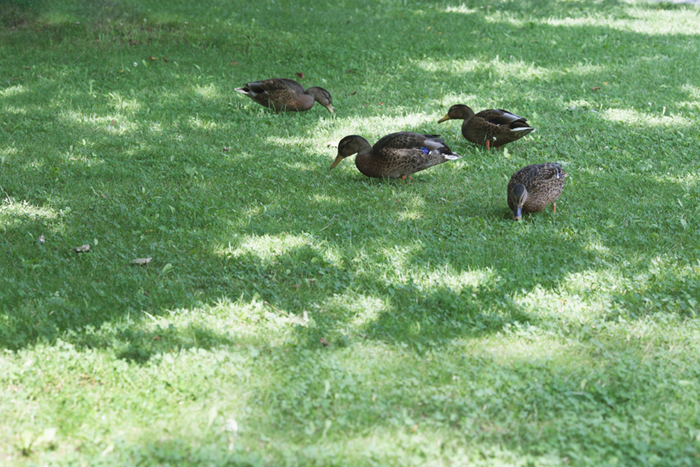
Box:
[419,147,429,155]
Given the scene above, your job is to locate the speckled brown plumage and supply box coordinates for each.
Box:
[330,132,460,181]
[507,163,568,221]
[438,104,535,149]
[235,78,334,113]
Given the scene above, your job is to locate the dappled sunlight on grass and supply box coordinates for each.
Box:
[187,115,220,130]
[420,266,498,290]
[0,146,18,161]
[681,83,700,100]
[416,58,480,74]
[618,6,700,35]
[443,4,477,15]
[193,83,221,101]
[602,107,691,128]
[417,57,605,85]
[107,92,142,113]
[59,109,138,135]
[0,198,58,228]
[0,84,27,97]
[216,232,342,267]
[536,6,700,35]
[2,0,700,464]
[4,105,27,115]
[479,331,579,364]
[326,294,388,328]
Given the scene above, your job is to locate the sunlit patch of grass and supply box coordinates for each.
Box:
[4,105,27,115]
[193,83,221,101]
[443,4,478,15]
[421,267,498,290]
[540,6,700,35]
[602,107,691,128]
[107,92,143,113]
[0,198,58,228]
[327,294,388,328]
[59,109,138,135]
[0,84,26,97]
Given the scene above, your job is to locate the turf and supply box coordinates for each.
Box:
[1,0,700,465]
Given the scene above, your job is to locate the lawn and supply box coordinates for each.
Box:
[1,0,700,465]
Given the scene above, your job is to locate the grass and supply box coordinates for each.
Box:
[1,0,700,465]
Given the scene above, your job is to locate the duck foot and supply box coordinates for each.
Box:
[400,174,414,183]
[552,202,557,214]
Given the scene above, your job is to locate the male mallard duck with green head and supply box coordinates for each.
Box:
[330,132,460,181]
[508,163,568,221]
[235,78,334,113]
[438,104,535,150]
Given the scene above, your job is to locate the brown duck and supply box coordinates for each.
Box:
[438,104,535,150]
[330,132,460,181]
[507,163,568,221]
[235,78,334,113]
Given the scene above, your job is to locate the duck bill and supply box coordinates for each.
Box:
[437,114,450,124]
[325,104,335,114]
[513,205,522,221]
[330,154,344,170]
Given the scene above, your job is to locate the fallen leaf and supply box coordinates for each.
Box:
[230,61,238,66]
[132,257,152,266]
[296,72,305,79]
[223,146,231,152]
[149,56,156,61]
[350,91,357,95]
[320,338,329,347]
[73,244,91,253]
[592,86,600,90]
[38,235,45,245]
[163,56,169,62]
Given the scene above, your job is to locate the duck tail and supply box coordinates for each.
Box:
[511,126,535,133]
[428,149,460,160]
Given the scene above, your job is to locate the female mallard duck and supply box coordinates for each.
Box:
[507,163,568,221]
[438,104,535,150]
[330,132,460,181]
[235,78,334,113]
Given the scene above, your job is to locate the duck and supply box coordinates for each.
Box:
[235,78,334,113]
[330,132,460,181]
[507,163,568,221]
[438,104,535,150]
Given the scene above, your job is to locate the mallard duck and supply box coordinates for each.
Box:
[438,104,535,150]
[330,132,460,181]
[235,78,334,113]
[507,163,568,221]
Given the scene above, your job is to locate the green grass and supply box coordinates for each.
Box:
[2,0,700,465]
